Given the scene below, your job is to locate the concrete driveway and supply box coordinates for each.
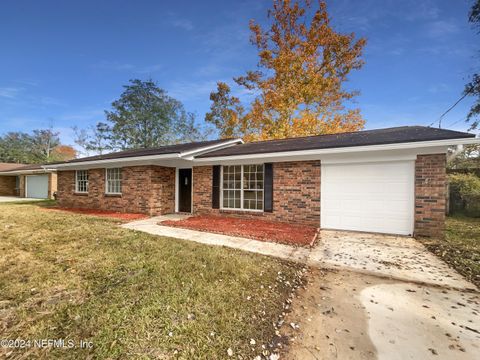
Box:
[285,231,479,360]
[310,230,475,290]
[0,196,45,203]
[283,269,480,360]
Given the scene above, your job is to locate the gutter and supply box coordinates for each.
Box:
[0,168,56,175]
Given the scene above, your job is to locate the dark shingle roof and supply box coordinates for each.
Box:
[197,126,475,158]
[50,139,236,164]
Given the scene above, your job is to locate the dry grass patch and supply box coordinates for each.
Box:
[0,203,304,359]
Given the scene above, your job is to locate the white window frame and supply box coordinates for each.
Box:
[105,168,122,195]
[220,164,264,212]
[75,170,89,193]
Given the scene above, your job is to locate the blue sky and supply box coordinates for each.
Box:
[0,0,478,147]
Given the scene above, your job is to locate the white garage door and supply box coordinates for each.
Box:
[321,161,414,235]
[26,175,49,199]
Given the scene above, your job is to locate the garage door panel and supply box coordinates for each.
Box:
[322,198,341,211]
[323,215,341,227]
[321,161,414,235]
[26,175,49,199]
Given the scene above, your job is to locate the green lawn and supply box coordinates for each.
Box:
[0,203,303,359]
[418,215,480,288]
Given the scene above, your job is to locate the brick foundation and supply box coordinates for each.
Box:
[193,161,321,226]
[57,166,175,215]
[414,154,447,238]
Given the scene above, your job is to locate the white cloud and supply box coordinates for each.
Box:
[425,20,459,38]
[388,47,405,56]
[428,83,450,94]
[168,80,218,102]
[404,0,440,21]
[92,61,136,71]
[92,60,163,74]
[164,11,194,31]
[171,18,194,31]
[134,64,163,74]
[59,109,104,122]
[0,87,22,99]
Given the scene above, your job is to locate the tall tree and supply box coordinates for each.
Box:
[73,124,112,155]
[0,129,72,163]
[104,79,205,149]
[206,0,366,141]
[205,82,245,138]
[30,128,60,161]
[50,145,77,162]
[448,144,480,169]
[465,0,480,130]
[0,132,35,163]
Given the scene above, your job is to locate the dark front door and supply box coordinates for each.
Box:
[178,168,192,213]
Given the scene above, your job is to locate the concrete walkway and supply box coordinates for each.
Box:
[122,216,476,291]
[0,196,45,203]
[122,215,310,263]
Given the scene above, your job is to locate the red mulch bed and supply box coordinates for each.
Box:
[43,207,149,221]
[161,215,319,246]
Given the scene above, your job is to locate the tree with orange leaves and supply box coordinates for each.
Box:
[50,145,77,161]
[206,0,366,141]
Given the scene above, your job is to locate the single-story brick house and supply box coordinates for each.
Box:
[0,163,57,199]
[47,126,478,238]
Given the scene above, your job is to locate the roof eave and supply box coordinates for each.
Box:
[47,139,245,169]
[193,137,480,162]
[0,168,55,175]
[47,153,181,169]
[179,138,244,159]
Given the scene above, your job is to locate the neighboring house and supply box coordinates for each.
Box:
[0,163,57,199]
[47,126,479,238]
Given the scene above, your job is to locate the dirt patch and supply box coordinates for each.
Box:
[43,207,149,221]
[280,268,378,360]
[160,215,318,246]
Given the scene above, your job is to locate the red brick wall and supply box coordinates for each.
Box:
[192,161,321,226]
[414,154,447,238]
[192,166,213,213]
[0,176,16,196]
[57,165,175,215]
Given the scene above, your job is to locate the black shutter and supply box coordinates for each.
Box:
[212,165,221,209]
[264,163,273,212]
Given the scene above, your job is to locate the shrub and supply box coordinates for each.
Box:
[448,173,480,217]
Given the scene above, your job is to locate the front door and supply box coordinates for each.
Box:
[178,168,192,213]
